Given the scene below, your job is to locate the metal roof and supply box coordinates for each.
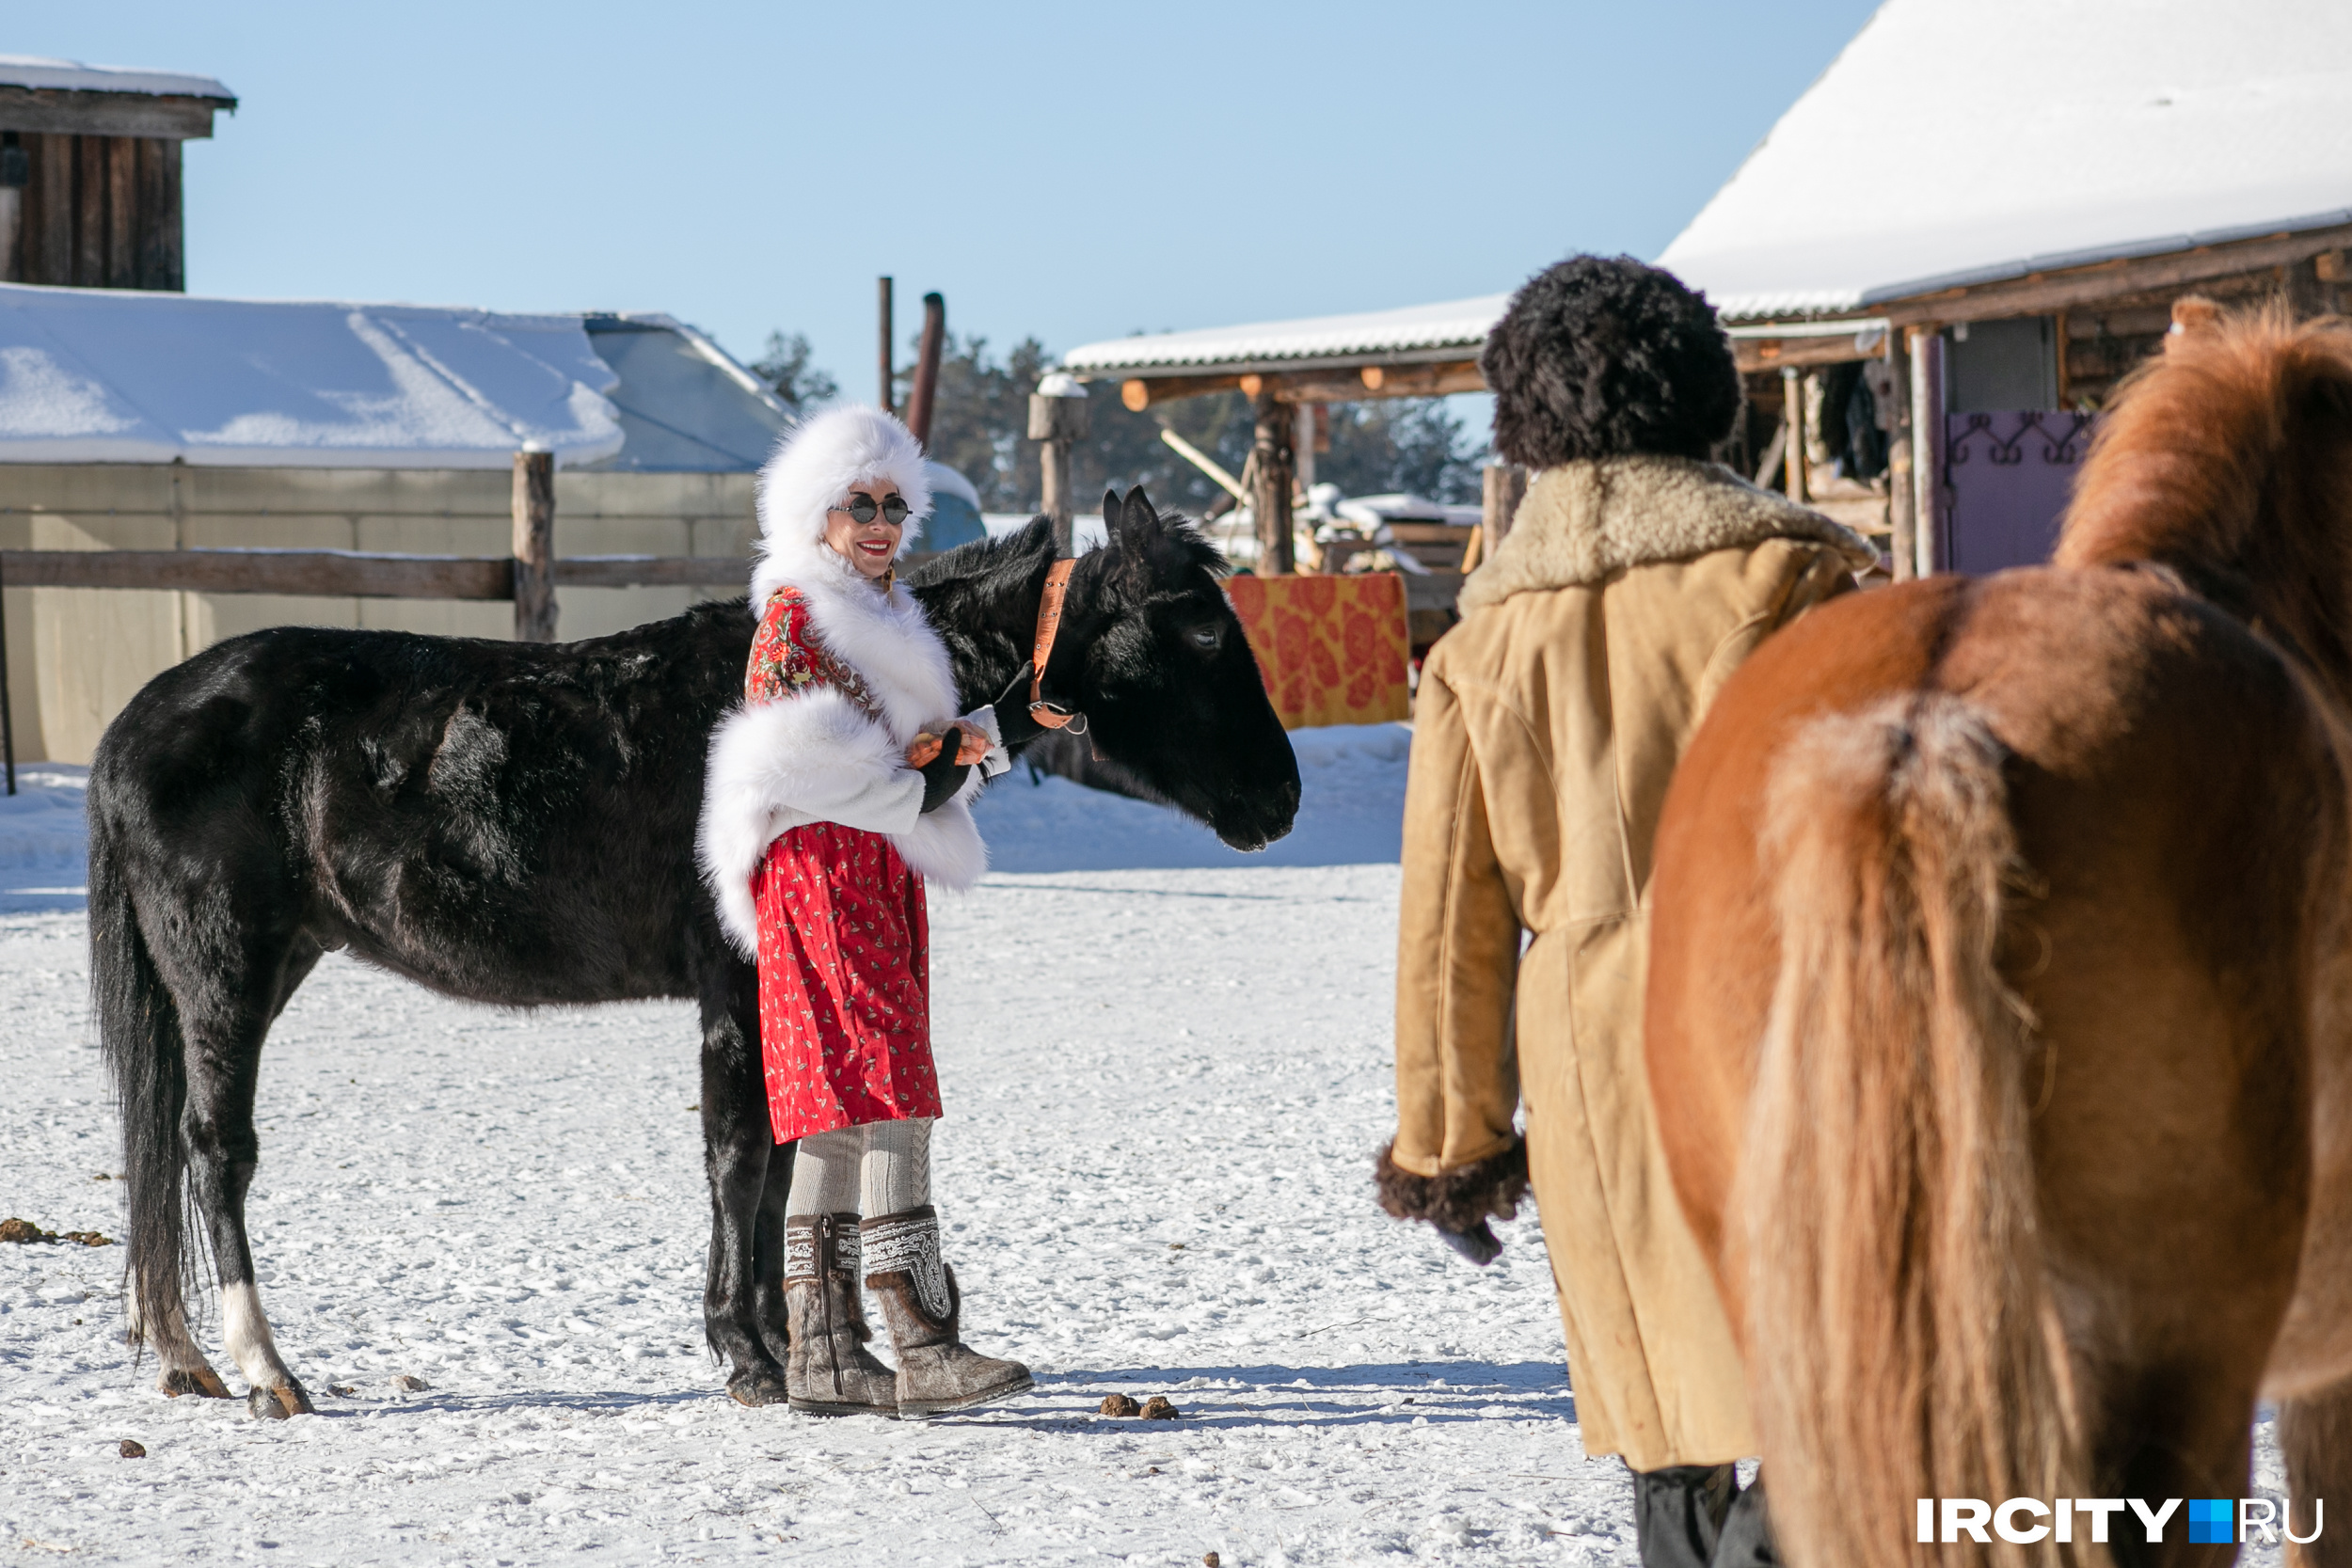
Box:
[1058,293,1507,380]
[578,314,790,472]
[1657,0,2352,322]
[0,55,235,103]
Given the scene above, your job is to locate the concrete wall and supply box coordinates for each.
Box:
[0,464,757,763]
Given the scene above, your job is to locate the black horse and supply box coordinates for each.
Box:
[87,489,1297,1418]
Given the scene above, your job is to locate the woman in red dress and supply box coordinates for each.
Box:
[699,404,1029,1418]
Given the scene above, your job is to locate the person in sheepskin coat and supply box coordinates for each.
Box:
[699,404,1031,1418]
[1375,259,1875,1567]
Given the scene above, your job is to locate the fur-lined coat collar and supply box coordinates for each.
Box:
[1459,456,1876,614]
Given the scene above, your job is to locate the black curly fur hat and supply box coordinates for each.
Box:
[1481,255,1741,468]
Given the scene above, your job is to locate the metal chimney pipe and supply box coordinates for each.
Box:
[877,277,895,416]
[907,293,946,448]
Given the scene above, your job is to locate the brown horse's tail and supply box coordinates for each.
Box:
[1739,695,2102,1568]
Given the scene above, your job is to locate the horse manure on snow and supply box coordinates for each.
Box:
[0,1217,112,1245]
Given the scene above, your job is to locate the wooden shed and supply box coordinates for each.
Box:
[0,55,236,291]
[1656,0,2352,578]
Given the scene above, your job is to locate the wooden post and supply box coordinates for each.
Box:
[1251,387,1295,575]
[0,134,22,285]
[1481,463,1527,555]
[906,292,946,447]
[877,277,895,416]
[512,449,558,642]
[1909,328,1947,578]
[1027,380,1089,546]
[1780,366,1809,504]
[0,546,13,796]
[1885,333,1916,580]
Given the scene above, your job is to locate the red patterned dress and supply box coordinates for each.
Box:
[746,588,944,1144]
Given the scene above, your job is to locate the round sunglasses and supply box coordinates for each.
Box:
[834,493,911,526]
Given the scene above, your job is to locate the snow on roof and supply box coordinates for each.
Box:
[0,284,623,467]
[1657,0,2352,321]
[0,55,234,102]
[1059,293,1508,378]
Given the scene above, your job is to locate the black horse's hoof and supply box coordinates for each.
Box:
[246,1380,314,1420]
[727,1368,791,1408]
[158,1366,232,1399]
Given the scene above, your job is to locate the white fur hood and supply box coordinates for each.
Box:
[749,404,933,606]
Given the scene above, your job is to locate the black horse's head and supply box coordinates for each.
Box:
[914,487,1299,852]
[1056,489,1299,850]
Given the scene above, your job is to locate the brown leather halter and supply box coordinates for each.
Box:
[1027,519,1086,734]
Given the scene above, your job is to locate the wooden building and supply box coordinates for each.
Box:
[0,55,236,291]
[1060,297,1497,576]
[1656,0,2352,578]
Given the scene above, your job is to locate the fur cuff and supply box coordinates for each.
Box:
[1374,1138,1529,1230]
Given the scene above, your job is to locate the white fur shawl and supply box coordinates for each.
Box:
[698,408,992,958]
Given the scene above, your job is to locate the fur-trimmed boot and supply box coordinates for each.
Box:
[862,1207,1032,1418]
[784,1212,898,1417]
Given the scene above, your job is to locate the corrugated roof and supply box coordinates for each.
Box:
[1657,0,2352,321]
[0,55,234,102]
[1059,293,1507,378]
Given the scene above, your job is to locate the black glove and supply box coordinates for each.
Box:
[1436,1222,1502,1267]
[990,662,1044,748]
[917,725,972,814]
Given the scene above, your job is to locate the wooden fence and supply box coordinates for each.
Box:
[0,451,747,794]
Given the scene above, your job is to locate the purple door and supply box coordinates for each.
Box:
[1941,411,2097,575]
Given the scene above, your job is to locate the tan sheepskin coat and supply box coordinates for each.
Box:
[1391,455,1874,1469]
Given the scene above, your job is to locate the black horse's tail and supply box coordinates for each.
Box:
[89,811,195,1354]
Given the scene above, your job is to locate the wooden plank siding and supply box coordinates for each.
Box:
[4,131,187,289]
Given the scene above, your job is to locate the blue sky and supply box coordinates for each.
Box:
[24,2,1881,398]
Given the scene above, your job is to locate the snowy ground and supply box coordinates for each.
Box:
[0,733,2292,1564]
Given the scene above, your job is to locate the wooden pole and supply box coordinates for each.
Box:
[1250,387,1295,575]
[512,449,558,642]
[877,277,895,416]
[1027,386,1089,548]
[1780,366,1809,504]
[1885,333,1916,580]
[906,292,946,447]
[1909,328,1947,578]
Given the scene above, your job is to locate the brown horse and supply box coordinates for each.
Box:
[1645,302,2352,1568]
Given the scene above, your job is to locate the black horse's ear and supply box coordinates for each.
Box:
[1122,486,1160,529]
[1101,490,1123,532]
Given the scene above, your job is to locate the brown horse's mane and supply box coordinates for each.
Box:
[2058,300,2352,689]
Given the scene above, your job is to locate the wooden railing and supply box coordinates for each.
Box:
[0,548,750,598]
[0,450,753,794]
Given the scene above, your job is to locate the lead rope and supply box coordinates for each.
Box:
[1027,514,1088,734]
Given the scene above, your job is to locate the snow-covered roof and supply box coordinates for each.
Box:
[0,284,623,467]
[0,55,234,102]
[1060,294,1507,378]
[1657,0,2352,321]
